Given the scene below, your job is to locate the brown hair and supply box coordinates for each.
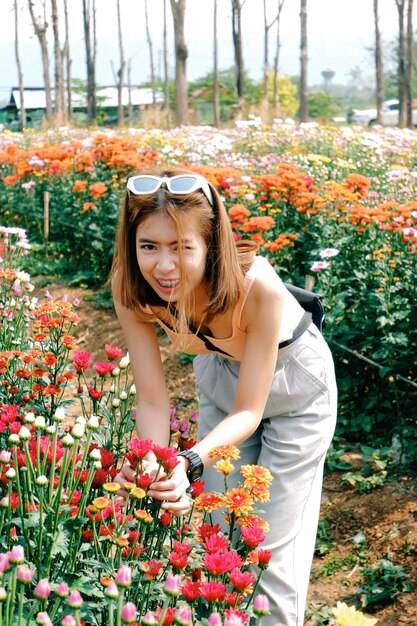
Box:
[111,166,257,329]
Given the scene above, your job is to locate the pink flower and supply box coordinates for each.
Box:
[105,344,124,360]
[61,617,76,626]
[253,594,270,616]
[175,606,192,625]
[34,578,51,600]
[310,260,329,272]
[208,612,223,626]
[54,582,69,597]
[17,564,35,583]
[115,564,132,588]
[228,567,255,591]
[66,590,83,608]
[319,248,340,258]
[141,612,157,625]
[36,612,52,625]
[104,581,119,599]
[93,361,117,377]
[8,545,25,564]
[163,572,182,597]
[121,602,137,624]
[73,351,91,373]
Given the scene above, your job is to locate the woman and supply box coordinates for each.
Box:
[111,167,337,626]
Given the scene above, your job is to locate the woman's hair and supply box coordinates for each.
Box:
[111,165,257,328]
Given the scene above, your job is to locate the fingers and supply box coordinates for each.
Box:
[147,474,190,502]
[162,493,192,517]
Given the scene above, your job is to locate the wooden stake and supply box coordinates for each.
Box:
[43,191,50,255]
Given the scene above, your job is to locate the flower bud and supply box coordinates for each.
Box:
[61,434,74,448]
[207,613,222,626]
[36,475,48,487]
[8,545,25,564]
[119,354,130,369]
[120,391,127,401]
[66,590,83,609]
[24,411,35,423]
[121,602,137,624]
[34,415,46,430]
[104,581,119,599]
[175,606,192,626]
[141,613,157,625]
[17,564,35,584]
[0,451,11,464]
[36,611,52,625]
[89,448,101,461]
[129,384,136,395]
[0,587,7,602]
[109,384,115,393]
[87,415,100,431]
[163,573,181,597]
[253,594,270,616]
[34,578,51,600]
[18,426,31,441]
[53,407,66,422]
[112,398,120,408]
[0,497,9,508]
[61,617,76,626]
[8,434,20,445]
[75,416,86,426]
[115,564,132,588]
[54,582,69,598]
[71,423,85,439]
[93,460,102,470]
[5,468,16,480]
[46,425,56,435]
[111,367,120,377]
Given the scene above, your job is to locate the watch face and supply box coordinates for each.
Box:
[189,463,203,483]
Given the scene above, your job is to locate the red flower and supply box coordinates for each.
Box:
[203,550,242,576]
[154,606,175,626]
[228,567,255,591]
[152,444,178,466]
[257,549,272,568]
[89,445,115,470]
[73,351,91,373]
[168,552,188,571]
[201,581,227,603]
[160,512,173,527]
[93,361,117,377]
[87,385,103,401]
[190,480,205,496]
[198,524,221,541]
[203,534,229,554]
[105,344,124,360]
[181,580,201,601]
[172,541,192,555]
[92,469,108,487]
[0,405,19,424]
[125,438,153,467]
[137,473,153,488]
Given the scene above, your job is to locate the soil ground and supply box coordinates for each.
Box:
[45,280,417,626]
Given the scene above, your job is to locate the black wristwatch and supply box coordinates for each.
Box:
[178,450,204,483]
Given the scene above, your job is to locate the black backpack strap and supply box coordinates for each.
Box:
[284,283,325,331]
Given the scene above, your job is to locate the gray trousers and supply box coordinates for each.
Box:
[194,324,337,626]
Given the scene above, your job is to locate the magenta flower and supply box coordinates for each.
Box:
[175,606,192,625]
[34,578,51,600]
[121,602,137,624]
[104,581,119,599]
[54,582,69,598]
[163,572,182,597]
[115,564,132,588]
[0,554,11,574]
[253,594,270,616]
[208,613,222,626]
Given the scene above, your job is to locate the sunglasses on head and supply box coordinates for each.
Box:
[127,174,214,207]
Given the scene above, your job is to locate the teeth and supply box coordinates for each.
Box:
[158,280,179,288]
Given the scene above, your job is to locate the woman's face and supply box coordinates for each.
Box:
[136,212,208,303]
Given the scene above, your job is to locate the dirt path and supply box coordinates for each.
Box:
[44,279,417,625]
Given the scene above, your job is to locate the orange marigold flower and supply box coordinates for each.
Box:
[242,216,276,232]
[72,180,88,193]
[194,492,223,513]
[89,182,108,198]
[222,488,253,516]
[42,384,61,396]
[246,484,270,504]
[115,536,129,547]
[62,335,76,350]
[228,204,251,222]
[43,352,57,366]
[208,445,240,461]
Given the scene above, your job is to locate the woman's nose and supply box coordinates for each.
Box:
[156,249,177,272]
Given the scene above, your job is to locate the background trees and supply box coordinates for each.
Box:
[8,0,417,128]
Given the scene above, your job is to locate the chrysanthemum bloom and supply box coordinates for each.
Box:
[332,601,377,626]
[222,488,254,516]
[319,248,340,258]
[104,581,119,599]
[310,260,329,272]
[8,545,25,564]
[34,578,51,600]
[92,496,110,511]
[203,551,242,576]
[164,572,182,597]
[253,594,270,616]
[115,564,132,588]
[214,459,235,474]
[240,526,265,548]
[61,616,76,626]
[245,483,270,504]
[54,582,69,598]
[105,344,124,360]
[208,445,240,461]
[203,534,229,554]
[121,602,137,624]
[125,438,153,467]
[194,493,223,513]
[207,612,222,626]
[73,350,91,373]
[201,581,227,603]
[181,580,201,602]
[103,482,120,494]
[66,590,83,608]
[175,606,193,626]
[238,515,269,532]
[17,564,35,583]
[240,465,273,488]
[169,552,188,571]
[228,567,255,592]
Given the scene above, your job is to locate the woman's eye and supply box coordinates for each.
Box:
[139,244,155,250]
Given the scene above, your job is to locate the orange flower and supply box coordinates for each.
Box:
[72,180,88,193]
[222,488,253,516]
[89,182,108,198]
[237,514,269,532]
[241,465,273,487]
[194,492,223,513]
[81,202,96,214]
[208,445,240,461]
[228,204,251,223]
[242,216,276,233]
[214,459,235,475]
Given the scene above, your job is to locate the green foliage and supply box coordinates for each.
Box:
[341,446,390,493]
[307,90,342,119]
[358,557,412,608]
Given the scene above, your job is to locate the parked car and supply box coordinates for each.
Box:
[348,99,417,127]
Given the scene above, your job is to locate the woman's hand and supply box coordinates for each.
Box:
[147,459,191,516]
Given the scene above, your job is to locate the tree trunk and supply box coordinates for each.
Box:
[395,0,407,127]
[14,0,26,130]
[127,58,133,125]
[263,0,269,110]
[63,0,72,121]
[170,0,188,126]
[273,1,286,111]
[406,0,414,127]
[231,0,244,109]
[213,0,220,127]
[144,0,157,106]
[116,0,125,126]
[163,0,171,124]
[374,0,384,125]
[28,0,53,121]
[51,0,66,124]
[299,0,308,122]
[82,0,96,124]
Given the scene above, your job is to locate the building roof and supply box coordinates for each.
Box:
[2,86,164,111]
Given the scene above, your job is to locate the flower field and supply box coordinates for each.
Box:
[0,121,416,625]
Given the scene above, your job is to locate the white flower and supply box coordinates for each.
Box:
[129,384,136,395]
[89,448,101,461]
[71,423,85,439]
[319,248,340,258]
[5,468,16,479]
[53,407,66,422]
[119,354,130,369]
[112,398,120,408]
[62,434,75,448]
[18,426,31,441]
[87,415,100,431]
[120,391,128,401]
[34,415,46,430]
[36,475,48,486]
[24,411,35,423]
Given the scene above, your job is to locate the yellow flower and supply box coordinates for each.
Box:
[92,496,111,510]
[208,445,240,461]
[214,459,235,475]
[130,487,146,499]
[103,482,120,493]
[333,602,378,626]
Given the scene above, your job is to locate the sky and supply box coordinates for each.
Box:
[0,0,400,104]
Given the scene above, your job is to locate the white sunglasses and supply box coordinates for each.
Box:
[127,174,214,206]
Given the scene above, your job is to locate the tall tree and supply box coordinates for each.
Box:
[51,0,66,123]
[82,0,97,124]
[116,0,126,126]
[231,0,244,108]
[373,0,384,125]
[299,0,308,122]
[28,0,53,121]
[163,0,171,123]
[63,0,72,121]
[14,0,26,130]
[213,0,220,127]
[262,0,285,115]
[395,0,407,126]
[170,0,188,126]
[272,0,286,110]
[406,0,414,127]
[144,0,157,105]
